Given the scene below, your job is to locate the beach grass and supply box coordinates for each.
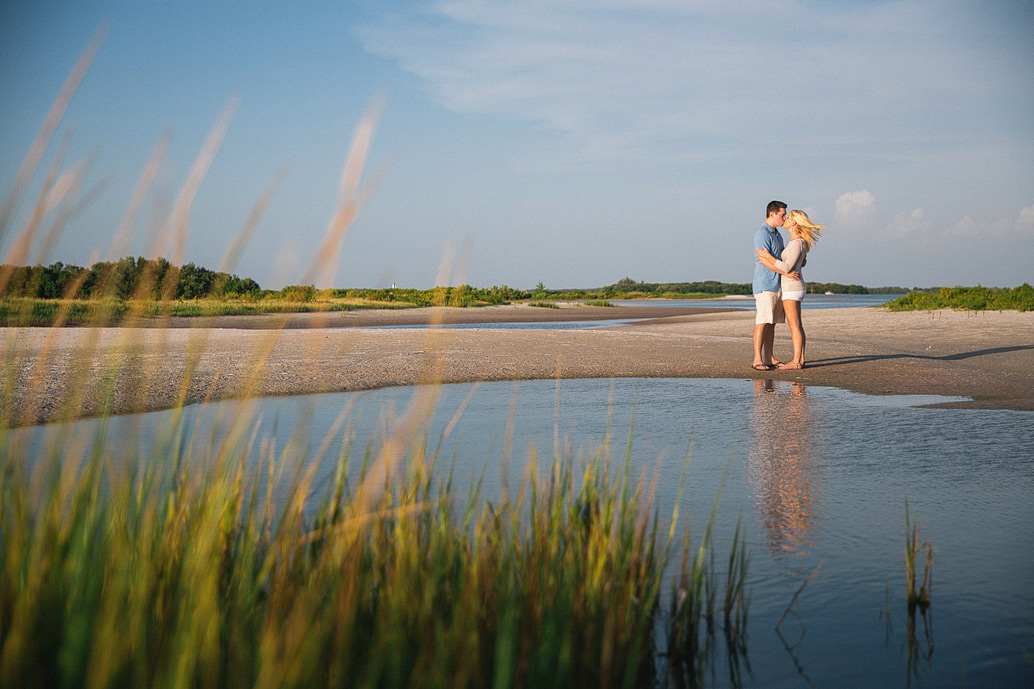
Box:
[0,295,424,326]
[1,285,642,326]
[904,499,932,611]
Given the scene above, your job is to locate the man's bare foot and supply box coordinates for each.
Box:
[752,363,772,371]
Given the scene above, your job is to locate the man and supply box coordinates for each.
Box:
[752,200,793,370]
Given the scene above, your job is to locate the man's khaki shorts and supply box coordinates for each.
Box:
[754,291,785,325]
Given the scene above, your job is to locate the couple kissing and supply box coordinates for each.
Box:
[751,200,825,371]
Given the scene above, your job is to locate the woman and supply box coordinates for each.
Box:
[755,209,824,370]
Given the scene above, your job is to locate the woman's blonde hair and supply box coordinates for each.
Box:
[789,210,825,250]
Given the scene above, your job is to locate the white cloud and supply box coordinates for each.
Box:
[948,215,1006,240]
[884,208,931,238]
[948,206,1034,240]
[1017,205,1034,232]
[867,204,1034,247]
[358,2,1026,162]
[834,190,876,229]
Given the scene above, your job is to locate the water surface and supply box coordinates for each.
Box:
[367,317,649,330]
[11,377,1032,688]
[615,293,904,310]
[367,294,904,330]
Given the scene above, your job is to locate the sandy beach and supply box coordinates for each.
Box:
[2,303,1032,426]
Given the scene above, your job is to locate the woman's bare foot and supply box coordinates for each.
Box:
[777,362,804,370]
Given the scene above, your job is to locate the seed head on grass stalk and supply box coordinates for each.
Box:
[0,87,236,425]
[1,21,385,425]
[0,24,107,248]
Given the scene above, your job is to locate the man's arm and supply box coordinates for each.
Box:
[755,245,801,281]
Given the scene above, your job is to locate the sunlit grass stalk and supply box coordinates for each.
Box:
[723,515,750,638]
[663,454,751,689]
[904,498,932,611]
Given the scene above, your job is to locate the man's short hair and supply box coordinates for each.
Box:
[766,200,787,217]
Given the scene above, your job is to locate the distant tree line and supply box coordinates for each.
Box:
[332,284,532,307]
[3,259,916,306]
[340,279,910,304]
[0,257,261,301]
[602,278,752,295]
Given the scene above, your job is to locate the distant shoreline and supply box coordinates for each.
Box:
[2,307,1032,425]
[116,303,735,329]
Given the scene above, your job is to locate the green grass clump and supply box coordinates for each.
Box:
[885,284,1034,312]
[0,297,131,326]
[0,296,428,326]
[0,407,749,688]
[528,301,559,309]
[582,300,613,307]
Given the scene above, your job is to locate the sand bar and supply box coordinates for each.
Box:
[2,304,1032,426]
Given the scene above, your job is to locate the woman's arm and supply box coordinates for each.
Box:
[755,247,790,274]
[756,245,802,281]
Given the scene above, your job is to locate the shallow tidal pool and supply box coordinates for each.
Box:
[14,377,1034,688]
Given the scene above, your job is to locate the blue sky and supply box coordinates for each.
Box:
[1,0,1031,290]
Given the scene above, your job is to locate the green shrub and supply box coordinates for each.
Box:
[885,284,1033,312]
[280,284,317,302]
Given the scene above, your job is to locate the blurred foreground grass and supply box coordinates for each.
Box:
[0,397,748,689]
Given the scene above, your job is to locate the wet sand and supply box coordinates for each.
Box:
[2,304,1032,425]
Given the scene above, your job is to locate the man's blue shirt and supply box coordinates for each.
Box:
[753,223,785,294]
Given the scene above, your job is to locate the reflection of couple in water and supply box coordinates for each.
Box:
[752,200,825,371]
[747,379,819,560]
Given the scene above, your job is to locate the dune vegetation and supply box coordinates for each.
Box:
[884,284,1034,312]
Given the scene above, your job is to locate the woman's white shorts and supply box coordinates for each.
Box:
[782,290,806,302]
